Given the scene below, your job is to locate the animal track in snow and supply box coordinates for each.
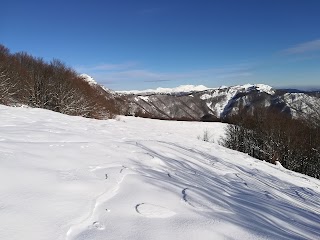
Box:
[90,221,105,230]
[235,173,248,187]
[182,188,188,202]
[135,203,176,218]
[120,166,128,173]
[264,191,274,199]
[181,188,231,213]
[0,201,7,210]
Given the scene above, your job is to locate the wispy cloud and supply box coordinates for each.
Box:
[76,62,137,72]
[282,39,320,55]
[88,63,254,89]
[144,79,172,83]
[216,72,253,79]
[109,67,249,82]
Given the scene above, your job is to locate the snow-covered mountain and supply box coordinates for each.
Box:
[79,73,113,94]
[118,83,275,96]
[120,83,320,121]
[75,76,319,123]
[0,105,319,240]
[117,84,210,95]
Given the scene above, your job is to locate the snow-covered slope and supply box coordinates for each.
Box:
[0,105,320,240]
[79,73,115,98]
[199,84,275,118]
[283,92,320,120]
[123,83,320,121]
[121,84,277,120]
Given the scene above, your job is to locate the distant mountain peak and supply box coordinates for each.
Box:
[120,82,320,121]
[117,84,210,95]
[231,83,275,95]
[79,73,113,94]
[253,84,274,95]
[117,83,275,95]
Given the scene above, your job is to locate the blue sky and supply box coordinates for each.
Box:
[1,0,320,90]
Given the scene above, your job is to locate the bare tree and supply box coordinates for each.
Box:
[0,44,119,119]
[0,45,21,104]
[221,108,320,179]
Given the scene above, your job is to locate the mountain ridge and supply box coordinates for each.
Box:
[78,73,318,123]
[116,83,275,96]
[111,80,319,122]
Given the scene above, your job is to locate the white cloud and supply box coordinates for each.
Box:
[89,64,253,87]
[144,79,172,83]
[75,60,254,89]
[282,39,320,55]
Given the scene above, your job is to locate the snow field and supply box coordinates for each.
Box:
[0,105,320,240]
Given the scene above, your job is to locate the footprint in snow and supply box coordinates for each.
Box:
[264,191,274,199]
[181,188,231,213]
[120,166,128,173]
[135,203,176,218]
[182,188,188,202]
[91,221,105,230]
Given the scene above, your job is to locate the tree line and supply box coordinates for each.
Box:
[221,108,320,179]
[0,44,119,118]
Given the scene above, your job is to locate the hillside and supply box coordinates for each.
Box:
[0,45,119,119]
[0,105,319,240]
[119,84,320,122]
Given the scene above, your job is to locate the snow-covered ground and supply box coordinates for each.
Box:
[0,105,320,240]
